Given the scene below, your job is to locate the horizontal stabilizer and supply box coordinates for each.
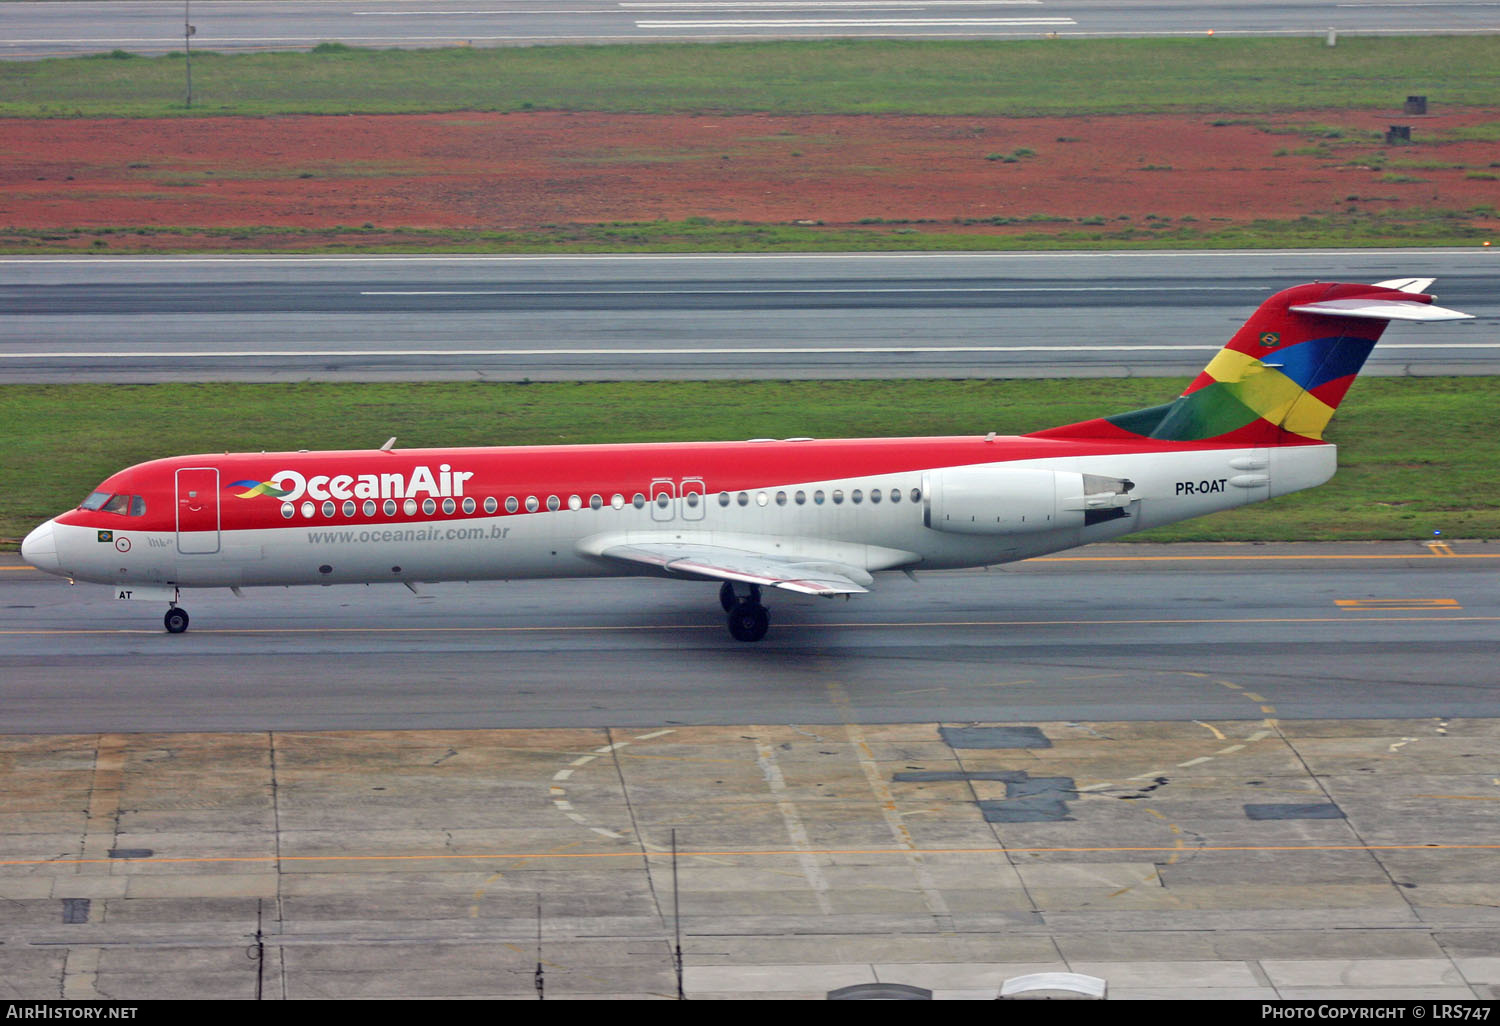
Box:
[1372,277,1435,294]
[1288,298,1472,322]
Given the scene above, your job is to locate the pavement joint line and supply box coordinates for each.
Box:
[548,731,677,861]
[829,677,954,929]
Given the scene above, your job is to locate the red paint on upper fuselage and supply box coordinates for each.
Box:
[54,432,1303,535]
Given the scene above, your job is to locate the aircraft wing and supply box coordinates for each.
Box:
[594,540,873,596]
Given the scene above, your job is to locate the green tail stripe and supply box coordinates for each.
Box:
[1149,382,1262,440]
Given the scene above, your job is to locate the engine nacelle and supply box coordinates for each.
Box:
[923,466,1133,535]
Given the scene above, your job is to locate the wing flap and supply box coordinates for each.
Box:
[598,541,872,596]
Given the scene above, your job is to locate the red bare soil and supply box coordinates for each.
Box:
[2,110,1496,243]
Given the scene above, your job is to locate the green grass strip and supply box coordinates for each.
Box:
[3,36,1499,118]
[3,378,1496,547]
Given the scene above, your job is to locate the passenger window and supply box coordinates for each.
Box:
[384,499,397,516]
[568,494,582,510]
[302,502,316,518]
[404,499,418,516]
[775,491,787,506]
[851,489,863,504]
[794,490,806,505]
[910,487,921,503]
[547,495,561,512]
[611,494,625,509]
[737,492,749,507]
[502,497,516,514]
[442,498,456,514]
[525,496,539,513]
[756,492,769,507]
[322,501,336,517]
[363,500,376,516]
[633,493,646,509]
[342,500,356,517]
[463,497,476,514]
[655,493,670,509]
[422,499,437,515]
[718,492,730,507]
[832,490,844,505]
[281,503,295,520]
[813,490,825,505]
[590,494,603,510]
[870,488,882,504]
[685,492,700,508]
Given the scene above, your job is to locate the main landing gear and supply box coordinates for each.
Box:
[163,605,189,634]
[720,582,769,643]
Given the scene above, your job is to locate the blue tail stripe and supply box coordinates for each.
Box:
[1272,336,1376,391]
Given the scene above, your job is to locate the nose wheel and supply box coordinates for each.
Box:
[164,606,190,634]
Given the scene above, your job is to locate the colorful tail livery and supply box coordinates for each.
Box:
[21,280,1470,641]
[1034,278,1468,445]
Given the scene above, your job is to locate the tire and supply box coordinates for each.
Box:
[726,602,769,643]
[164,607,190,634]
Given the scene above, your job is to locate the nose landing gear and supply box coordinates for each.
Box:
[164,605,189,634]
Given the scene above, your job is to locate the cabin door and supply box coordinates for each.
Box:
[175,467,221,555]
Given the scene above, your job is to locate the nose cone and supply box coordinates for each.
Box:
[21,519,62,575]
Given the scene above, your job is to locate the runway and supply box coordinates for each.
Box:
[3,249,1496,382]
[4,541,1497,733]
[5,0,1497,58]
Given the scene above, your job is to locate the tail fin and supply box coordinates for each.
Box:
[1032,279,1470,445]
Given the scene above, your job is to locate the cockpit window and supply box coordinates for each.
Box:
[80,492,145,516]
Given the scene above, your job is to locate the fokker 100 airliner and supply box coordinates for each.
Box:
[21,279,1470,641]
